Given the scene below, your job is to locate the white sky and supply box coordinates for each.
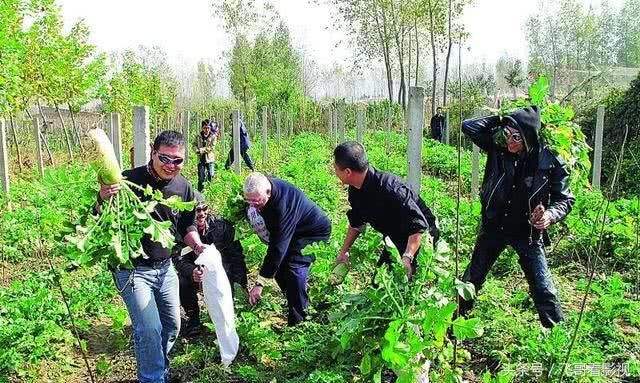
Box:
[58,0,624,74]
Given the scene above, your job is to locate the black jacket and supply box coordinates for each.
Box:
[258,177,331,278]
[462,106,575,241]
[173,216,248,288]
[347,167,439,253]
[430,114,445,138]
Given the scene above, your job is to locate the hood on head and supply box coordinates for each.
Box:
[502,106,540,152]
[194,191,206,208]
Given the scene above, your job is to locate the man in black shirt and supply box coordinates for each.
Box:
[173,193,248,336]
[430,107,446,142]
[243,172,331,325]
[332,141,439,279]
[99,130,207,383]
[460,106,574,328]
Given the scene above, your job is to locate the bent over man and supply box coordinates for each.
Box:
[460,106,575,328]
[243,172,331,325]
[333,141,439,279]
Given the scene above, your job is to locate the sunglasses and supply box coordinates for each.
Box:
[503,128,523,143]
[157,153,184,166]
[196,205,208,212]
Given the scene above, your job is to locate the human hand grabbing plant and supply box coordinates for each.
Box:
[65,128,196,269]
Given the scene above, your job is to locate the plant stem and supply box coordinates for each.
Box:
[41,240,96,383]
[558,125,629,383]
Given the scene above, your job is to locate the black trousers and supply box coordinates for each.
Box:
[274,232,330,326]
[178,271,199,320]
[431,128,442,142]
[224,148,254,171]
[177,265,246,321]
[459,230,564,328]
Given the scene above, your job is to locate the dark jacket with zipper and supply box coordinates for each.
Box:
[462,106,575,242]
[258,177,331,279]
[173,215,248,288]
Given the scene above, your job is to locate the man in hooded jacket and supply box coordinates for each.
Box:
[459,106,575,328]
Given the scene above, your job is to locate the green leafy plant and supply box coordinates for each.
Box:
[499,76,592,187]
[65,129,195,268]
[334,243,483,382]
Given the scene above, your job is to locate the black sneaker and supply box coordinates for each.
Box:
[181,316,203,338]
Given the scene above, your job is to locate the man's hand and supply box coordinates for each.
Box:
[530,204,552,230]
[533,210,553,230]
[192,266,204,283]
[401,255,413,279]
[335,251,350,264]
[248,285,263,306]
[193,243,207,256]
[99,183,121,201]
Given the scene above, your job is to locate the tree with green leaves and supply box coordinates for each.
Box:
[526,0,640,100]
[617,0,640,67]
[325,0,396,103]
[244,21,304,115]
[497,56,525,98]
[213,0,260,116]
[101,47,178,143]
[441,0,470,109]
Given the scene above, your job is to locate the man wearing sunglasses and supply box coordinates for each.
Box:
[98,130,206,383]
[459,106,575,329]
[173,193,248,337]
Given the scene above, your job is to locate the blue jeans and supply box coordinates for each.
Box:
[459,231,563,328]
[113,262,181,383]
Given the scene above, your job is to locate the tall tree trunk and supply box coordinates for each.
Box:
[55,104,74,162]
[408,30,413,90]
[442,0,454,107]
[384,50,394,103]
[548,19,559,99]
[376,5,394,102]
[398,67,405,107]
[415,22,420,87]
[67,102,85,154]
[35,100,55,166]
[8,114,23,172]
[428,0,438,116]
[389,0,407,109]
[395,34,407,109]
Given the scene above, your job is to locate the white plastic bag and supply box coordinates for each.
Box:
[194,245,239,366]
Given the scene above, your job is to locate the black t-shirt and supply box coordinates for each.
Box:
[347,167,435,254]
[122,164,197,265]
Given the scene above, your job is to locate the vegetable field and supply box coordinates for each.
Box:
[2,0,640,382]
[1,129,639,383]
